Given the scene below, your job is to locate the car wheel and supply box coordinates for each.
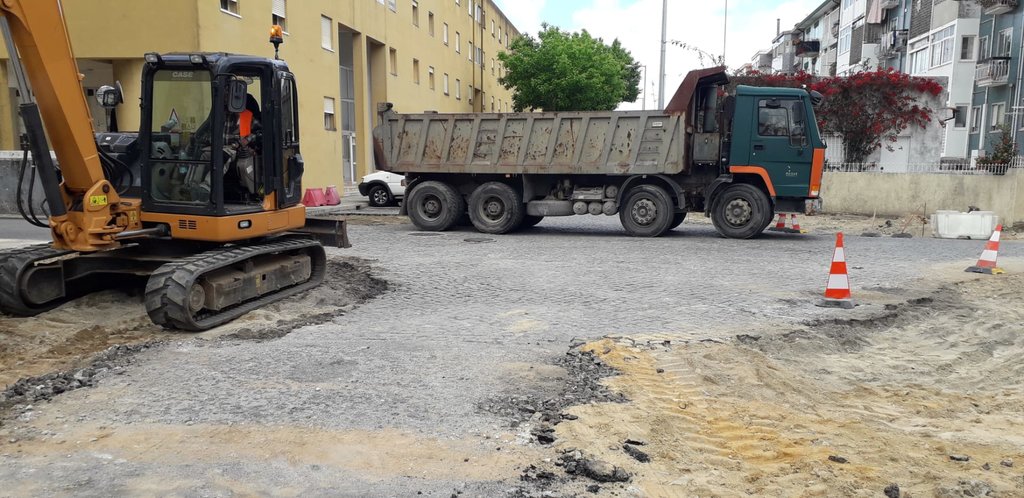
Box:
[619,184,674,237]
[406,181,464,231]
[468,182,525,234]
[710,183,771,239]
[368,184,392,207]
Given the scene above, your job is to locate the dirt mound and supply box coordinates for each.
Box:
[0,257,387,400]
[515,275,1024,497]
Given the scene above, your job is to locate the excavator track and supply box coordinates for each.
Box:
[0,244,73,316]
[144,236,327,332]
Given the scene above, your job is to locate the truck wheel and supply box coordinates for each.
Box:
[668,212,687,230]
[619,184,674,237]
[407,181,464,231]
[710,184,771,239]
[520,215,544,229]
[468,182,525,234]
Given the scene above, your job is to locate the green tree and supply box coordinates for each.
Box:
[498,25,641,112]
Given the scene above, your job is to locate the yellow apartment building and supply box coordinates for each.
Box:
[0,0,520,190]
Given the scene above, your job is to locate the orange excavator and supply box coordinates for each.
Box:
[0,1,347,330]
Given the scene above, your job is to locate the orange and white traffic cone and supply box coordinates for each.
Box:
[965,224,1005,275]
[788,214,807,234]
[768,214,788,232]
[817,232,854,309]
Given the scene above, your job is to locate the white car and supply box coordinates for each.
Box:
[358,171,405,207]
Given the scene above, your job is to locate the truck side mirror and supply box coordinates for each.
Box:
[228,80,248,113]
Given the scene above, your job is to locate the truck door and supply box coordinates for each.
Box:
[750,98,811,198]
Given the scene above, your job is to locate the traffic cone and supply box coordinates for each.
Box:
[324,185,342,205]
[788,214,807,234]
[302,187,327,207]
[768,214,788,232]
[965,225,1005,275]
[817,232,854,309]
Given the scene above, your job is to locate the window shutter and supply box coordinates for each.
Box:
[321,16,332,49]
[272,0,286,18]
[324,97,336,115]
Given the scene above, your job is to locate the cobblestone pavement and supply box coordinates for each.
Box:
[1,217,1022,496]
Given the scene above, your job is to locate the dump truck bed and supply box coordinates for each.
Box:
[376,109,689,176]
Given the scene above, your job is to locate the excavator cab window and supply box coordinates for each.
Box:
[147,69,214,204]
[146,69,266,209]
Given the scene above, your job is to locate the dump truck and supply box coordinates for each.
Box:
[372,67,825,239]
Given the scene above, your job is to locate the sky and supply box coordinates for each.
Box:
[492,0,823,110]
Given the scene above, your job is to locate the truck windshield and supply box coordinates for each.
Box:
[148,69,214,204]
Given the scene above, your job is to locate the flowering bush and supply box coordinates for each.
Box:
[733,69,943,163]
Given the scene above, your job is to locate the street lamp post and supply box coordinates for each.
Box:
[658,0,667,109]
[641,65,647,110]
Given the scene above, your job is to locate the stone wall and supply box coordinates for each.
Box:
[820,169,1024,226]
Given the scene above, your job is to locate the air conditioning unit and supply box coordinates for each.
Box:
[894,29,909,48]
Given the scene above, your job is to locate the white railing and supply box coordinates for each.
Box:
[976,58,1011,87]
[824,159,1024,176]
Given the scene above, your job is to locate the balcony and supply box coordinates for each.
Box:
[880,0,899,9]
[980,0,1017,15]
[795,40,821,58]
[976,57,1011,87]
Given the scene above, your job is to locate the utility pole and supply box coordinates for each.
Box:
[641,65,647,110]
[658,0,667,109]
[723,0,728,65]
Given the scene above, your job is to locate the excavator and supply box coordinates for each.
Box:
[0,1,347,331]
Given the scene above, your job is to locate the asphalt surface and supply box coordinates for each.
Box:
[0,218,51,241]
[1,216,1021,496]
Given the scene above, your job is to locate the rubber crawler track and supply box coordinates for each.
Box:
[144,237,327,332]
[0,244,71,316]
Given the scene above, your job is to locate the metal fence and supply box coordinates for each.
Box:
[820,134,1024,176]
[823,161,1022,175]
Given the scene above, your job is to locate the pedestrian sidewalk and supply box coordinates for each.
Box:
[305,193,402,217]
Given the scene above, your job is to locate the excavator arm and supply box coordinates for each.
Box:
[0,0,140,251]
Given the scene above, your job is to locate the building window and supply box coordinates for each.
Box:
[954,105,968,129]
[455,0,459,4]
[498,26,502,40]
[909,39,928,74]
[997,28,1013,57]
[468,41,474,60]
[960,36,975,61]
[428,12,435,36]
[221,0,240,16]
[456,79,461,100]
[324,97,336,130]
[504,33,509,47]
[456,32,461,52]
[321,15,333,51]
[413,59,420,84]
[428,66,435,90]
[979,35,991,60]
[491,96,495,111]
[271,0,286,30]
[444,73,449,95]
[491,20,495,35]
[838,26,851,54]
[389,48,398,75]
[443,23,449,44]
[990,103,1006,130]
[388,0,396,12]
[970,106,981,133]
[468,0,473,16]
[929,25,955,67]
[412,1,419,26]
[491,58,495,75]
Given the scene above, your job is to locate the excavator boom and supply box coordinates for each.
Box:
[0,0,138,251]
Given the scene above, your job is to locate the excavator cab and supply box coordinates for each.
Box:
[138,53,305,239]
